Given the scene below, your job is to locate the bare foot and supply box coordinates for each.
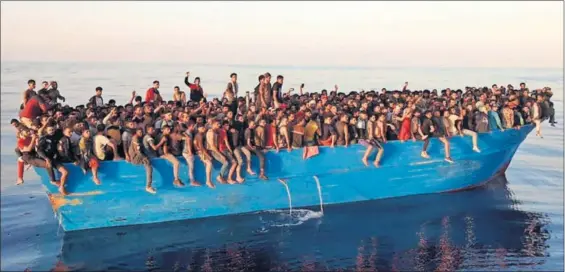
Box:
[206,181,216,189]
[173,179,185,187]
[227,179,236,185]
[216,176,226,184]
[59,186,69,196]
[50,180,61,187]
[259,174,268,181]
[236,177,245,184]
[421,152,430,159]
[373,161,380,168]
[93,178,101,185]
[247,169,256,176]
[146,187,157,194]
[189,180,202,187]
[16,178,24,185]
[473,147,481,153]
[445,157,454,163]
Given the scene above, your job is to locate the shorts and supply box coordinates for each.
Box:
[88,157,99,169]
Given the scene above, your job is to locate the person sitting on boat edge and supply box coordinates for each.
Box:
[194,124,215,188]
[245,120,268,180]
[181,122,202,187]
[157,125,185,187]
[38,123,71,195]
[220,120,244,183]
[420,110,454,163]
[206,119,235,185]
[77,127,102,186]
[129,127,157,194]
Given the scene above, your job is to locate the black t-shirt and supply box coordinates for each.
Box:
[229,129,239,149]
[421,118,433,136]
[272,82,282,102]
[321,123,336,140]
[156,134,169,156]
[431,117,445,137]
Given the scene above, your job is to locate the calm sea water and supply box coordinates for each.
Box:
[1,62,563,271]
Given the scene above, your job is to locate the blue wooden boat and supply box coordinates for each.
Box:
[35,125,534,232]
[57,176,548,271]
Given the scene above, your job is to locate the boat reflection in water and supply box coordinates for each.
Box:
[58,175,550,271]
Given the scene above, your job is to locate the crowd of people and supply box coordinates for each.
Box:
[12,72,556,195]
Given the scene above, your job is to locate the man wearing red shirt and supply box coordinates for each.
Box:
[145,80,162,104]
[184,72,205,102]
[20,95,49,129]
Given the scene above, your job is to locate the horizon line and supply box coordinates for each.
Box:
[0,60,562,70]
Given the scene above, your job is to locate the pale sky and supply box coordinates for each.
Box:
[1,1,563,68]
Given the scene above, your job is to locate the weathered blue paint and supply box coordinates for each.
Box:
[59,176,540,269]
[35,125,534,232]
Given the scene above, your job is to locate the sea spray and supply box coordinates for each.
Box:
[313,176,324,214]
[277,179,292,216]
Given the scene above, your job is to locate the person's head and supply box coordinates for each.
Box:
[520,82,526,89]
[141,124,152,135]
[323,115,332,124]
[96,124,105,133]
[276,75,284,84]
[230,73,237,82]
[126,120,135,129]
[264,72,271,83]
[194,77,201,85]
[10,119,19,127]
[248,120,256,129]
[340,113,349,123]
[226,111,234,120]
[45,124,56,136]
[127,128,139,138]
[81,127,91,138]
[414,110,421,117]
[153,80,160,88]
[50,81,58,89]
[425,110,432,119]
[95,86,103,96]
[63,126,73,137]
[259,119,267,127]
[28,79,36,89]
[222,120,230,130]
[211,119,220,130]
[162,125,171,135]
[258,74,265,83]
[174,86,180,93]
[163,111,173,121]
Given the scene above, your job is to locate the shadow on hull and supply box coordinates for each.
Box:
[58,175,550,271]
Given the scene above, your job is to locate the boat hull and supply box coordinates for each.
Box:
[35,125,534,232]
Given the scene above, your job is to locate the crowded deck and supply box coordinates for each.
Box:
[13,72,556,196]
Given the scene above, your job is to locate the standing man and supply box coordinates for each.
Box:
[254,74,265,105]
[227,73,239,98]
[20,79,37,110]
[145,80,163,104]
[89,87,104,108]
[272,75,284,108]
[184,72,205,102]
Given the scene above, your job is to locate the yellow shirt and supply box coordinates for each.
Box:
[304,120,318,142]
